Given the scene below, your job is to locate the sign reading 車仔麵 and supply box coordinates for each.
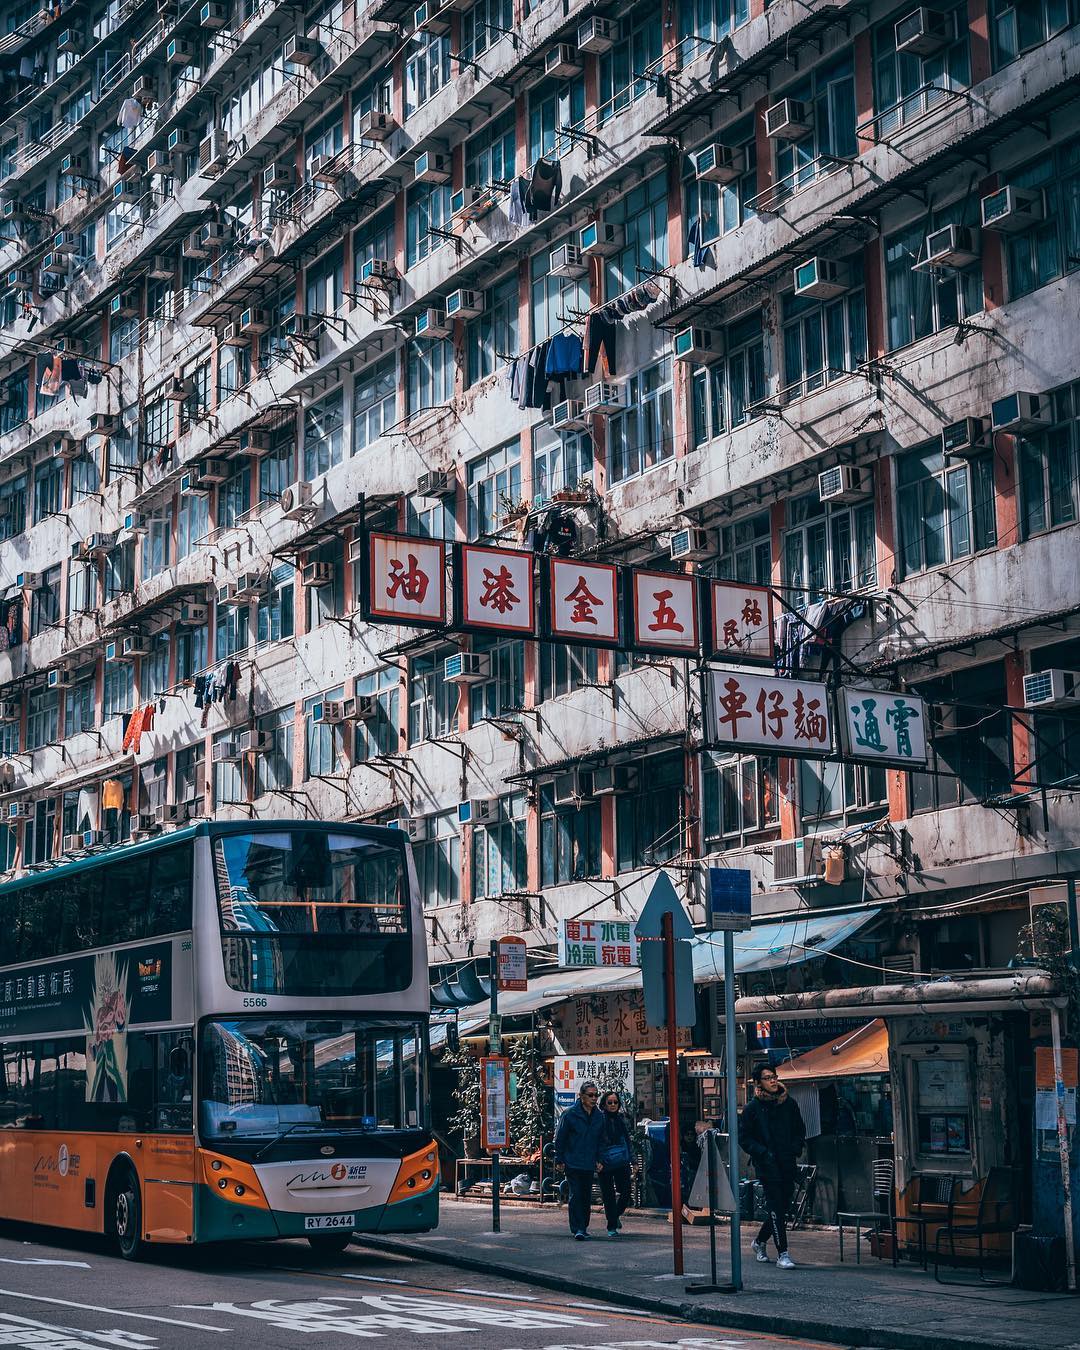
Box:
[706,670,832,756]
[557,917,640,970]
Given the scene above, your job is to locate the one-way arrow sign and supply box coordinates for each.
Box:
[635,871,696,1028]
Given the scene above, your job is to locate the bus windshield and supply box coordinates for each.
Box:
[199,1016,424,1139]
[214,830,411,996]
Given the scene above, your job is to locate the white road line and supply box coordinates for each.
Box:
[566,1302,651,1315]
[453,1287,540,1300]
[0,1258,91,1267]
[0,1289,228,1334]
[337,1273,411,1284]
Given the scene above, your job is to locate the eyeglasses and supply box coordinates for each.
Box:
[583,1090,598,1097]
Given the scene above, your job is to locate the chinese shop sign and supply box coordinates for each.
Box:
[455,542,536,635]
[546,557,621,647]
[363,531,446,627]
[629,569,701,656]
[706,670,833,755]
[838,686,929,767]
[554,1053,634,1116]
[558,917,640,970]
[707,580,774,663]
[552,990,691,1056]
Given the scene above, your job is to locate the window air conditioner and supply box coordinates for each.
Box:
[238,729,273,753]
[894,7,952,55]
[545,44,581,78]
[394,816,430,841]
[52,231,79,254]
[110,291,140,318]
[923,224,979,269]
[51,435,78,460]
[46,668,71,688]
[765,98,813,140]
[212,740,241,763]
[694,142,744,184]
[182,230,209,260]
[353,694,379,721]
[237,430,272,457]
[310,154,345,185]
[457,797,496,825]
[312,699,348,725]
[444,652,490,684]
[553,770,593,805]
[1023,669,1080,711]
[201,221,229,245]
[302,560,334,587]
[113,179,140,205]
[239,307,270,334]
[234,570,269,599]
[591,764,638,795]
[770,838,825,886]
[85,531,117,556]
[132,75,156,100]
[450,186,495,221]
[576,16,616,53]
[6,269,33,291]
[156,801,191,824]
[41,251,68,276]
[2,201,28,220]
[122,510,147,534]
[579,221,624,256]
[414,1,450,33]
[417,469,455,497]
[551,399,590,431]
[673,326,721,363]
[165,374,192,401]
[263,163,293,190]
[195,458,229,484]
[179,473,210,498]
[199,130,227,172]
[8,802,33,821]
[166,38,193,64]
[56,27,83,52]
[284,34,320,64]
[361,257,398,283]
[445,288,483,319]
[415,308,451,338]
[584,381,627,414]
[941,416,987,458]
[200,1,229,27]
[281,481,314,519]
[670,526,713,560]
[413,151,450,184]
[549,243,587,278]
[216,582,240,606]
[16,572,41,589]
[991,391,1049,433]
[356,110,397,141]
[0,702,20,723]
[221,322,249,347]
[176,602,207,626]
[818,464,869,502]
[794,257,847,299]
[121,633,150,658]
[166,128,193,154]
[980,185,1044,233]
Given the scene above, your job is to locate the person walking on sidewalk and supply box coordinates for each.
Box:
[741,1064,806,1269]
[555,1080,604,1240]
[597,1091,634,1238]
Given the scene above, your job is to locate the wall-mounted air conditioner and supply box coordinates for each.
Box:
[413,151,450,184]
[239,307,269,334]
[765,98,812,140]
[445,288,483,319]
[923,224,979,269]
[302,560,334,587]
[356,110,397,141]
[991,391,1049,433]
[980,185,1043,233]
[545,44,581,78]
[577,16,616,52]
[238,729,274,753]
[591,764,638,795]
[794,257,847,299]
[200,1,229,27]
[818,464,869,502]
[771,838,825,885]
[450,187,496,221]
[579,221,623,256]
[361,257,398,284]
[444,652,490,684]
[549,243,587,278]
[212,739,241,763]
[113,179,140,205]
[457,797,496,825]
[941,416,987,458]
[1023,669,1080,710]
[165,38,193,63]
[553,770,593,805]
[694,142,744,184]
[894,7,952,54]
[417,469,455,497]
[584,381,626,414]
[672,326,721,363]
[415,307,451,338]
[284,34,320,63]
[670,526,713,560]
[551,399,589,431]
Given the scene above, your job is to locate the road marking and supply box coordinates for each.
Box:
[453,1287,539,1300]
[0,1312,157,1349]
[339,1274,411,1285]
[566,1303,652,1315]
[0,1257,92,1267]
[0,1289,228,1334]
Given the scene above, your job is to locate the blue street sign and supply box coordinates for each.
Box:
[707,867,752,932]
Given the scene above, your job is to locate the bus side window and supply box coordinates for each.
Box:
[148,847,194,937]
[0,1045,33,1127]
[98,857,151,946]
[155,1032,193,1131]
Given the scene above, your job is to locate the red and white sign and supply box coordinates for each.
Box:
[547,557,620,647]
[708,580,774,663]
[496,935,527,992]
[365,531,446,627]
[707,670,832,754]
[456,543,535,635]
[630,569,700,656]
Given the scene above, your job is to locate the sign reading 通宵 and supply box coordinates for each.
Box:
[838,686,929,767]
[557,917,640,970]
[706,670,832,755]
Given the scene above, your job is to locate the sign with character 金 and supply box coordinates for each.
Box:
[839,686,929,767]
[629,569,701,656]
[364,532,446,628]
[455,543,535,635]
[707,580,774,663]
[546,557,621,647]
[706,670,832,755]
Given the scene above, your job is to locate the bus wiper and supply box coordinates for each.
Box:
[253,1121,319,1161]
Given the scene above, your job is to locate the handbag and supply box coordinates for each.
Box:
[599,1140,631,1168]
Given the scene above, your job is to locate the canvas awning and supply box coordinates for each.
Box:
[779,1019,889,1082]
[735,970,1064,1021]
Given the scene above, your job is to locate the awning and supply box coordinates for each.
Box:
[735,970,1064,1021]
[49,755,132,793]
[780,1019,889,1082]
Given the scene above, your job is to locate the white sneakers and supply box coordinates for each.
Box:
[751,1240,770,1263]
[776,1252,796,1269]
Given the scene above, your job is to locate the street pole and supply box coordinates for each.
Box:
[1050,1004,1076,1291]
[724,928,743,1291]
[663,910,684,1275]
[489,939,500,1234]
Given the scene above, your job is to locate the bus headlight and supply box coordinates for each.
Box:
[388,1143,441,1205]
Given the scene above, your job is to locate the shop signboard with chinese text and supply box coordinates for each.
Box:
[628,569,701,657]
[545,557,621,647]
[685,1055,726,1078]
[554,1053,633,1116]
[552,989,691,1056]
[707,581,774,664]
[496,935,527,992]
[455,543,535,635]
[480,1055,510,1151]
[706,671,832,756]
[838,687,928,768]
[557,918,640,970]
[363,531,446,627]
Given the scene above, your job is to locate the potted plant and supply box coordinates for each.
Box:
[552,478,591,505]
[500,496,531,527]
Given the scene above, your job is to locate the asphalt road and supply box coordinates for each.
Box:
[0,1224,835,1350]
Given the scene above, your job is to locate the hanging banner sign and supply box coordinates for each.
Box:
[557,917,640,969]
[706,670,832,755]
[455,542,535,635]
[554,1053,634,1117]
[707,580,774,664]
[629,568,701,657]
[480,1055,510,1151]
[546,557,621,647]
[496,934,527,991]
[363,531,447,628]
[838,686,929,767]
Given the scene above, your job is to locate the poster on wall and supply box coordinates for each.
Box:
[554,1054,633,1117]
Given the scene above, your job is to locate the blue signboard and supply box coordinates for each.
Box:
[707,867,752,932]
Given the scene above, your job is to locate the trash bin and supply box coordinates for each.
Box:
[1012,1228,1068,1291]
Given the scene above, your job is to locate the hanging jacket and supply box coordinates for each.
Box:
[508,176,528,227]
[526,158,562,214]
[687,216,708,269]
[544,332,583,381]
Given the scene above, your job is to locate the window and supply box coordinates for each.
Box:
[141,513,171,581]
[533,424,592,502]
[679,0,750,50]
[800,757,886,827]
[1028,638,1080,789]
[459,0,513,64]
[1002,138,1080,300]
[466,275,519,387]
[0,370,28,436]
[414,809,460,908]
[906,1049,973,1166]
[306,541,344,628]
[259,431,294,503]
[143,396,174,453]
[223,47,289,141]
[103,540,135,602]
[212,730,244,806]
[260,283,297,370]
[110,316,140,365]
[405,32,451,116]
[351,74,392,137]
[254,706,294,798]
[22,797,57,867]
[873,2,971,134]
[103,660,134,720]
[218,460,251,531]
[65,674,95,736]
[469,635,525,722]
[702,752,779,845]
[215,601,247,660]
[29,567,61,636]
[909,663,1012,810]
[781,286,867,401]
[353,353,397,450]
[352,206,395,283]
[0,473,27,540]
[772,55,857,204]
[991,0,1070,65]
[67,561,96,616]
[608,359,673,484]
[690,310,767,440]
[406,182,453,268]
[896,444,996,577]
[603,176,668,299]
[33,460,62,523]
[467,440,521,538]
[143,632,171,699]
[175,743,205,805]
[304,105,343,176]
[1018,380,1080,538]
[70,451,99,504]
[783,490,876,605]
[26,687,59,750]
[354,667,400,761]
[407,337,454,413]
[304,686,345,779]
[472,794,527,898]
[404,496,455,540]
[539,643,598,701]
[304,244,343,318]
[683,118,756,249]
[885,206,982,350]
[256,564,294,644]
[176,622,208,683]
[528,76,585,162]
[530,231,589,343]
[598,5,662,121]
[409,647,458,743]
[715,512,772,585]
[218,340,250,401]
[177,491,209,558]
[616,751,684,871]
[465,108,515,188]
[539,783,601,886]
[304,388,344,478]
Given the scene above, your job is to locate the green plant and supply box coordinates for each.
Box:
[444,1044,482,1145]
[508,1036,551,1155]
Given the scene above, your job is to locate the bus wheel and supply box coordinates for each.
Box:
[111,1168,144,1261]
[308,1232,352,1257]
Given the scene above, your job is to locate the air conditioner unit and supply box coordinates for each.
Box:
[200,0,229,27]
[122,509,147,534]
[941,416,987,458]
[132,75,156,100]
[356,109,397,141]
[413,150,450,184]
[361,257,398,284]
[312,699,347,725]
[765,98,813,140]
[450,186,495,221]
[110,291,140,318]
[353,694,379,722]
[234,570,269,599]
[672,326,721,363]
[6,268,33,291]
[121,633,149,658]
[177,602,208,626]
[8,802,33,821]
[51,435,78,460]
[584,381,626,414]
[444,652,490,684]
[1023,669,1080,711]
[112,178,140,205]
[395,816,430,842]
[553,769,593,805]
[196,458,229,484]
[63,833,85,853]
[52,230,79,254]
[201,221,229,246]
[199,130,227,172]
[156,801,191,824]
[57,28,83,52]
[445,288,483,319]
[414,0,450,32]
[457,797,496,825]
[302,560,334,587]
[284,34,320,63]
[694,142,744,184]
[182,230,209,259]
[579,221,624,257]
[165,374,192,401]
[818,464,869,502]
[216,582,240,606]
[221,322,249,347]
[16,572,41,589]
[147,254,175,280]
[46,667,70,689]
[549,243,587,278]
[980,185,1044,233]
[934,703,963,736]
[417,468,455,497]
[0,702,20,723]
[551,399,589,431]
[263,162,293,190]
[85,531,117,556]
[991,391,1049,433]
[894,7,952,54]
[670,526,713,560]
[415,308,451,338]
[771,838,825,886]
[924,224,979,269]
[238,729,273,753]
[591,764,638,795]
[2,201,28,221]
[166,128,193,155]
[237,430,271,456]
[179,472,209,497]
[239,306,269,334]
[212,739,241,763]
[40,251,68,276]
[576,15,616,52]
[794,257,847,299]
[545,44,581,78]
[281,481,314,519]
[166,38,193,63]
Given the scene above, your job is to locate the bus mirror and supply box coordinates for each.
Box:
[287,833,332,890]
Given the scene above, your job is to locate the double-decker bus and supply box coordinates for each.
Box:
[0,820,437,1258]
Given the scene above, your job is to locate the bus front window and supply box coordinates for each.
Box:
[199,1017,424,1140]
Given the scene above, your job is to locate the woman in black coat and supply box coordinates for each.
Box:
[597,1091,634,1237]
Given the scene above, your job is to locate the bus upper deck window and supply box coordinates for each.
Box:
[286,834,331,890]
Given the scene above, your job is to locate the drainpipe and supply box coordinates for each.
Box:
[1050,1002,1076,1292]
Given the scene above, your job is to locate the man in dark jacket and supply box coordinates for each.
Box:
[740,1064,806,1268]
[554,1081,604,1239]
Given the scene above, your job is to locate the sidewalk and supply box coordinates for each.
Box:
[356,1198,1078,1350]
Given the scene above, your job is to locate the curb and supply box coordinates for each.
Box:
[352,1235,1042,1350]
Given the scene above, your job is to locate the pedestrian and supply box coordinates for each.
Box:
[740,1064,806,1269]
[554,1080,604,1240]
[597,1090,634,1238]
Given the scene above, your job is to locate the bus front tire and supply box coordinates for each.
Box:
[308,1231,352,1256]
[110,1168,144,1261]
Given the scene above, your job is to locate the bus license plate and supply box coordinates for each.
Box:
[304,1214,355,1231]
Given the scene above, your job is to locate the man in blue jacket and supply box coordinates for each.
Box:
[554,1080,604,1239]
